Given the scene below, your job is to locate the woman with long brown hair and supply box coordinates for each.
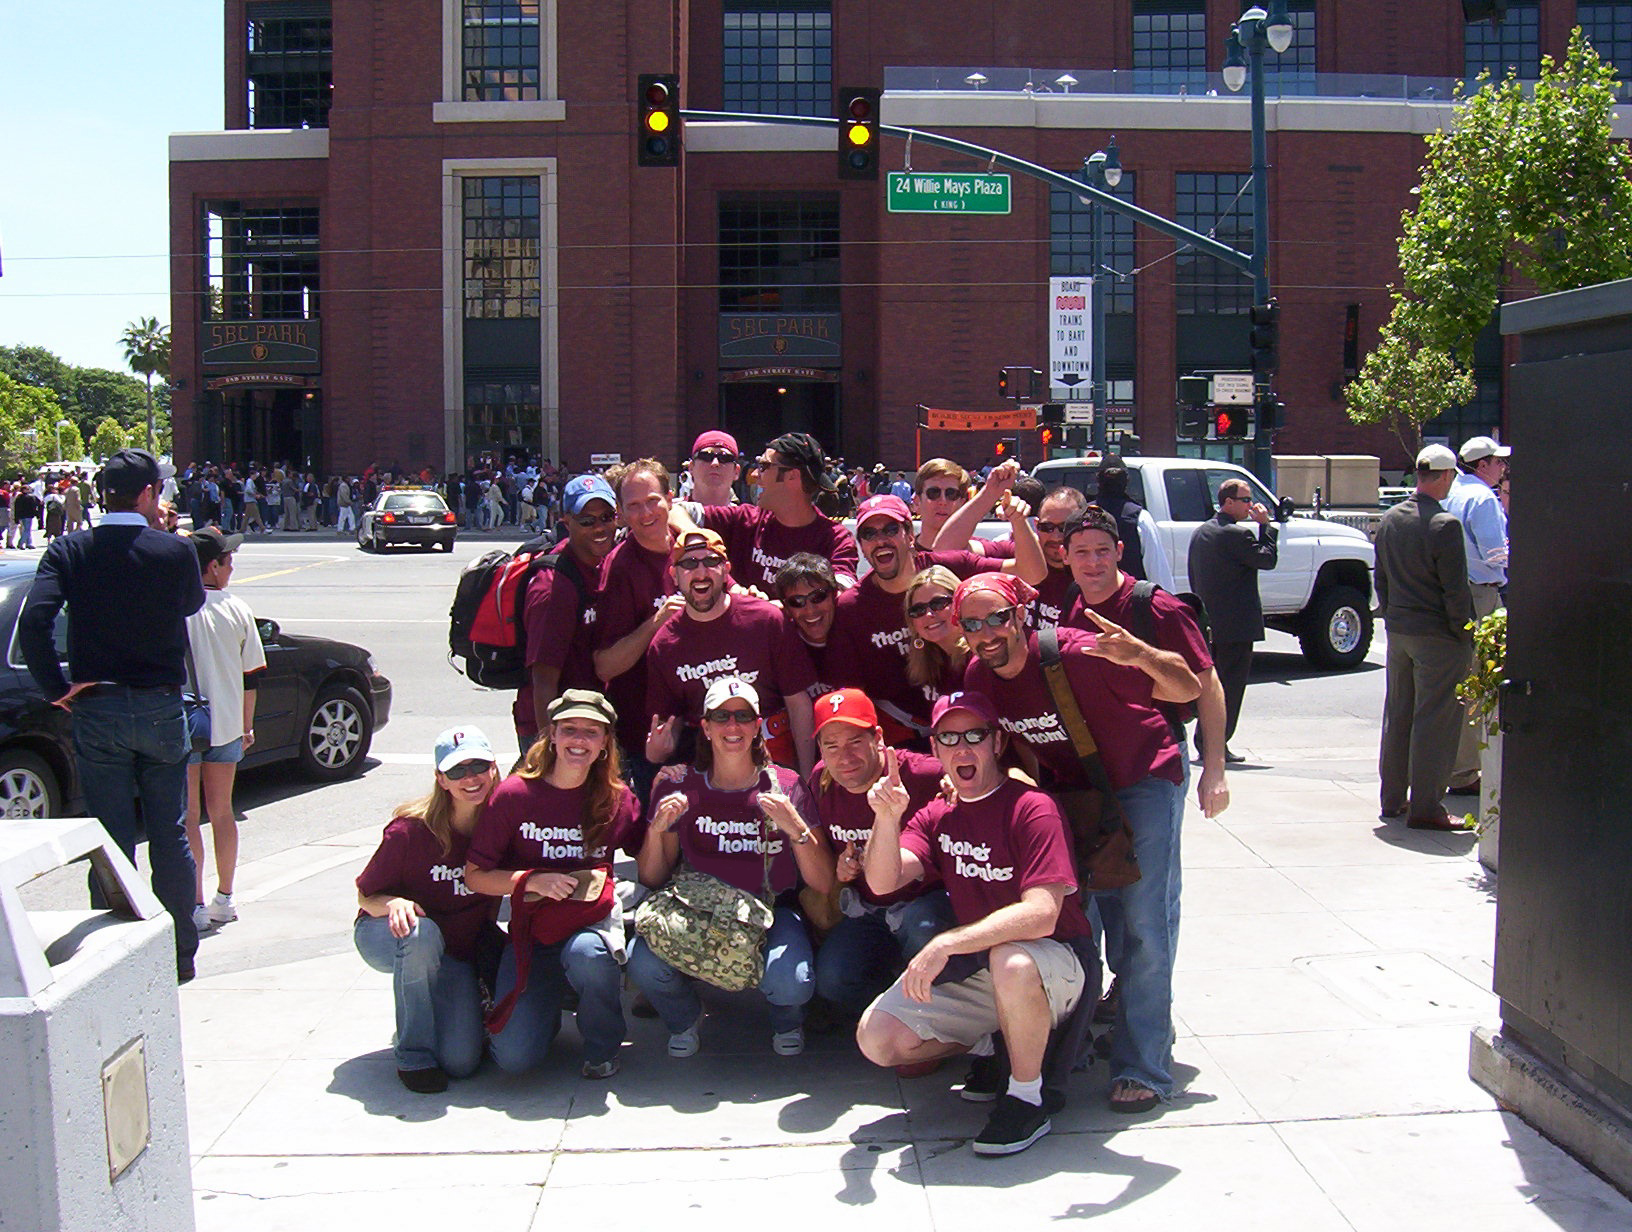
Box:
[354,725,501,1093]
[464,689,643,1078]
[903,565,969,701]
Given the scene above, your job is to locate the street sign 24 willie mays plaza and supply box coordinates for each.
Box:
[887,171,1011,214]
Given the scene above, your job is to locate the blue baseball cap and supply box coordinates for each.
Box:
[563,473,617,515]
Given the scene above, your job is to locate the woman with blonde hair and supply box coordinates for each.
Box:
[355,725,501,1093]
[464,689,643,1078]
[903,565,970,699]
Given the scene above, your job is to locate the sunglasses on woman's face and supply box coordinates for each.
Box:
[704,707,759,726]
[783,587,833,610]
[958,605,1018,634]
[443,759,494,781]
[933,727,991,747]
[906,593,954,620]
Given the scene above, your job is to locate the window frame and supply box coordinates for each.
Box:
[722,0,833,118]
[436,0,564,122]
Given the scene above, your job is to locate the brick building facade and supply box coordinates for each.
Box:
[169,1,1627,474]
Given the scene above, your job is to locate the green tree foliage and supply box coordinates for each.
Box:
[120,316,171,456]
[1347,30,1632,450]
[72,367,149,432]
[89,417,129,462]
[0,373,67,475]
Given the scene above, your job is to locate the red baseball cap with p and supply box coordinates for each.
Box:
[930,690,1000,730]
[813,688,879,735]
[856,494,913,529]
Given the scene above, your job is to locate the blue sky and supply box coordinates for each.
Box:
[0,3,223,374]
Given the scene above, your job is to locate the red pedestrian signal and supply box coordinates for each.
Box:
[837,87,881,180]
[1215,407,1249,439]
[637,74,681,167]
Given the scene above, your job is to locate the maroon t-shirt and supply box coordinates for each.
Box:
[809,749,944,907]
[514,550,610,740]
[899,777,1090,941]
[702,503,859,592]
[1032,564,1076,630]
[465,776,644,873]
[1065,574,1214,674]
[645,595,818,725]
[355,817,494,962]
[825,549,987,726]
[979,535,1016,559]
[594,536,677,751]
[661,765,815,896]
[963,628,1181,791]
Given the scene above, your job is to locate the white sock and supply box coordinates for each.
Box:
[1007,1076,1044,1106]
[968,1034,995,1058]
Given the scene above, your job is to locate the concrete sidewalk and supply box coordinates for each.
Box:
[180,741,1632,1230]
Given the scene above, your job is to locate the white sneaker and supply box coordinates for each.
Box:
[772,1028,805,1057]
[208,893,237,924]
[667,1022,700,1058]
[191,905,211,933]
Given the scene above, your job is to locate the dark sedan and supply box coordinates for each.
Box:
[0,561,392,818]
[358,489,458,552]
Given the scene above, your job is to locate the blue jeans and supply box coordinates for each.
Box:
[487,928,625,1071]
[814,890,955,1017]
[354,914,485,1076]
[1094,773,1185,1097]
[628,905,813,1035]
[15,518,32,548]
[73,686,197,971]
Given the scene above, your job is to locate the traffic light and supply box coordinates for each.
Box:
[994,437,1017,459]
[636,74,681,167]
[999,366,1034,401]
[1039,426,1056,451]
[1215,406,1250,439]
[1037,403,1065,426]
[1178,406,1209,440]
[837,87,881,180]
[1256,392,1284,434]
[1250,300,1280,379]
[1064,426,1090,449]
[998,368,1011,398]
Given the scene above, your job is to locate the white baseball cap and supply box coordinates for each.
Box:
[702,677,760,714]
[1459,435,1511,463]
[1416,444,1459,472]
[433,725,496,772]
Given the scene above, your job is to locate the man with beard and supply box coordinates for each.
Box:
[827,493,1044,744]
[513,473,618,755]
[645,528,819,775]
[935,470,1087,629]
[593,459,683,803]
[672,431,858,593]
[955,572,1197,1116]
[856,690,1092,1157]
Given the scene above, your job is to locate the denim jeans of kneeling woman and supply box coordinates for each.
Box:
[627,905,814,1035]
[354,914,485,1077]
[486,927,626,1072]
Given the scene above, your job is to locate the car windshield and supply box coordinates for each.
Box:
[382,493,446,512]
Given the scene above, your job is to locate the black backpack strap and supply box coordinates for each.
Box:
[1127,579,1158,646]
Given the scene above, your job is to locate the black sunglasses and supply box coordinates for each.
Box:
[933,727,991,747]
[693,449,738,464]
[906,593,954,620]
[443,759,494,781]
[920,485,963,502]
[858,521,906,542]
[784,587,833,610]
[573,510,617,528]
[674,554,725,572]
[1035,520,1068,535]
[704,707,759,725]
[958,605,1018,634]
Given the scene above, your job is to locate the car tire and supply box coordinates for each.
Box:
[298,682,374,781]
[438,537,455,552]
[1298,585,1373,671]
[0,749,62,819]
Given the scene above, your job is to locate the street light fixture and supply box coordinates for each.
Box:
[1083,137,1124,455]
[1055,73,1077,93]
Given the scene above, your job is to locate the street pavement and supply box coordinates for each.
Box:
[12,528,1632,1228]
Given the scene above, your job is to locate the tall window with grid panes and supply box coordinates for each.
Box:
[1131,2,1207,94]
[462,177,542,460]
[246,2,332,128]
[723,0,832,116]
[1464,0,1539,82]
[463,1,540,100]
[1579,2,1632,99]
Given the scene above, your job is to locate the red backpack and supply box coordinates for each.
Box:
[448,535,586,689]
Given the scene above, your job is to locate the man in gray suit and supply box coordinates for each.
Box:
[1187,477,1278,761]
[1373,444,1475,831]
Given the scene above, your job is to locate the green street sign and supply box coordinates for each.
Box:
[887,171,1011,215]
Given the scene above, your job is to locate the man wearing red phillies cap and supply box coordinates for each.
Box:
[857,689,1093,1157]
[806,689,955,1028]
[686,431,741,507]
[824,491,1044,744]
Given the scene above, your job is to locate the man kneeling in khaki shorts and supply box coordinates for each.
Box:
[856,690,1089,1157]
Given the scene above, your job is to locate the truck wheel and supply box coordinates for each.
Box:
[1298,585,1373,671]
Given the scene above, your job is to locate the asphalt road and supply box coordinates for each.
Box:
[18,530,1390,908]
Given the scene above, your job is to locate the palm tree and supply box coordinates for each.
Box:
[120,317,171,455]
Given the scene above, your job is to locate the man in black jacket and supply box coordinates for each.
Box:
[19,448,208,980]
[1186,478,1279,761]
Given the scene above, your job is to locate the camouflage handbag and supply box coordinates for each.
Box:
[635,800,777,992]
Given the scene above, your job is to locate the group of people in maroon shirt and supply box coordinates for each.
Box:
[355,431,1228,1157]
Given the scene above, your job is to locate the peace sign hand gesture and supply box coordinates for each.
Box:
[1077,606,1150,667]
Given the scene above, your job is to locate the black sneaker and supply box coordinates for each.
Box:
[959,1052,1008,1103]
[397,1066,449,1094]
[972,1094,1052,1156]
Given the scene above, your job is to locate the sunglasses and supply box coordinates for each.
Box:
[693,449,738,465]
[443,759,494,781]
[1035,520,1068,535]
[906,593,954,620]
[784,587,833,610]
[753,458,796,479]
[920,485,963,502]
[674,554,725,572]
[858,521,906,542]
[958,605,1018,634]
[933,727,992,747]
[704,707,759,726]
[573,510,617,528]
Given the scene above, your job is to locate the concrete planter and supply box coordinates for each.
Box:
[1479,725,1502,872]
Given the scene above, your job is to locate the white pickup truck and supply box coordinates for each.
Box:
[1030,456,1375,671]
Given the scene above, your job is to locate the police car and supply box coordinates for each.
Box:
[357,487,458,552]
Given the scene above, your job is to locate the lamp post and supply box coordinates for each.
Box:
[1223,1,1291,485]
[54,419,70,462]
[1083,139,1122,456]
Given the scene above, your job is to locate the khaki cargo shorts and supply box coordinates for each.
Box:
[867,938,1085,1047]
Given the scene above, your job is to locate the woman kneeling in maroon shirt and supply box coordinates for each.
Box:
[355,725,501,1094]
